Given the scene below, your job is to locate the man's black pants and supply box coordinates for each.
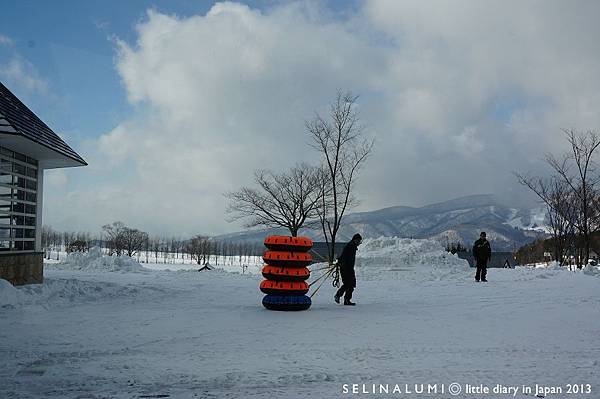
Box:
[335,285,354,301]
[336,265,356,301]
[475,261,487,281]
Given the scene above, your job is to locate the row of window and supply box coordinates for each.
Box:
[0,174,37,190]
[0,240,35,251]
[0,147,38,166]
[0,227,36,239]
[0,187,37,203]
[0,146,38,252]
[0,214,36,226]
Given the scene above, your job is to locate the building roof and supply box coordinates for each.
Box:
[0,81,86,167]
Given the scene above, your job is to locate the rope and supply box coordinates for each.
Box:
[331,262,340,288]
[308,267,333,287]
[309,266,336,298]
[308,265,331,273]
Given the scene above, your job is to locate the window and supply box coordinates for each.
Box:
[0,146,37,253]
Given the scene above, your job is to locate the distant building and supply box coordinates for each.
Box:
[0,82,86,285]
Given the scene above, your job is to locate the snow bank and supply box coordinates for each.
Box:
[0,277,167,309]
[354,236,471,281]
[0,278,18,307]
[583,264,600,277]
[48,247,147,273]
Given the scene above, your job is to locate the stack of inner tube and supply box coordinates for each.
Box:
[261,236,313,311]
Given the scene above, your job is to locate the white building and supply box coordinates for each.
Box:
[0,81,86,285]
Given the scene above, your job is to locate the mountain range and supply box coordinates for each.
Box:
[216,194,548,251]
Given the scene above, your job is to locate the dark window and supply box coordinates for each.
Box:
[1,148,13,157]
[14,164,26,175]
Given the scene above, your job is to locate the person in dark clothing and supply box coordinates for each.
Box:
[472,231,491,282]
[334,233,362,305]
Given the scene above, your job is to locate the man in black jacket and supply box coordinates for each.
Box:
[334,233,362,306]
[472,231,491,282]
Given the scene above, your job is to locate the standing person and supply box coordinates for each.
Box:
[334,233,362,306]
[472,231,491,282]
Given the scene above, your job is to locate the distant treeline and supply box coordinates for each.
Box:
[42,222,263,266]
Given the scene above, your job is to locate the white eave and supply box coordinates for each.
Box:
[0,132,86,169]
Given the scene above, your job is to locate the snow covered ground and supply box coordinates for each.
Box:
[1,237,599,398]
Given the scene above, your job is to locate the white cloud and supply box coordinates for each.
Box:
[44,170,69,190]
[43,1,600,235]
[0,34,13,47]
[0,57,48,95]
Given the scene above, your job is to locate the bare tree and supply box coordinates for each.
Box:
[186,235,210,265]
[546,129,600,266]
[226,163,323,237]
[122,227,149,257]
[516,174,577,264]
[306,91,374,264]
[103,222,127,256]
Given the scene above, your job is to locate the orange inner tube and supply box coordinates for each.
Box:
[260,279,309,293]
[262,265,310,280]
[264,235,313,250]
[263,250,312,266]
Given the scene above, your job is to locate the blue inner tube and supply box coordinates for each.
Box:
[262,294,311,311]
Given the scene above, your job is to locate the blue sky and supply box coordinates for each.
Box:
[1,1,219,140]
[1,1,599,236]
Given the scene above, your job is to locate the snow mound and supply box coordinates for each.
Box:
[1,277,168,309]
[0,278,18,307]
[48,247,147,273]
[354,236,470,281]
[583,264,600,277]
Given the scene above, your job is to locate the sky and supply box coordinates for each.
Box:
[1,0,599,237]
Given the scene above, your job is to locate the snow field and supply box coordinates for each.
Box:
[1,237,599,398]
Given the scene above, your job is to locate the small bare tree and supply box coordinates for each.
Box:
[226,163,323,237]
[102,221,127,256]
[122,227,149,257]
[186,235,210,265]
[306,91,374,264]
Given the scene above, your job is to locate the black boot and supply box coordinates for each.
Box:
[344,300,356,306]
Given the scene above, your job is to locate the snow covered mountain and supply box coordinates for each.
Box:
[218,194,548,251]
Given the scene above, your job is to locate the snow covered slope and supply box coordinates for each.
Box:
[1,238,598,398]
